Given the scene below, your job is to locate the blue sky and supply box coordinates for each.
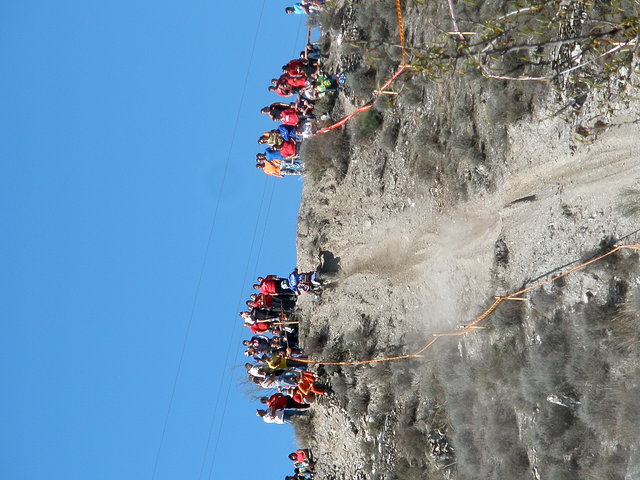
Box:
[1,1,308,479]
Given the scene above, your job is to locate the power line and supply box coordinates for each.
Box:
[196,178,270,480]
[202,16,306,480]
[204,181,277,480]
[150,1,269,478]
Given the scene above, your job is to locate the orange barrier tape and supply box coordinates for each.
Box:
[291,244,640,366]
[315,65,409,135]
[395,0,407,64]
[315,101,375,135]
[314,0,409,135]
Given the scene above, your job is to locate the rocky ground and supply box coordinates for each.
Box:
[293,1,640,479]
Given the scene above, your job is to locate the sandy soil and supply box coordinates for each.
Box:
[299,113,640,334]
[294,99,640,478]
[293,3,640,476]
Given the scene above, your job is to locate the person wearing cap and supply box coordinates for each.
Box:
[256,408,307,424]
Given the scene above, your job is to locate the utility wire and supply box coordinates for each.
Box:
[203,14,307,480]
[205,183,276,480]
[150,1,269,479]
[196,178,269,480]
[192,1,276,479]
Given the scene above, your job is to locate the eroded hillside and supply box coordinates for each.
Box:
[293,0,640,479]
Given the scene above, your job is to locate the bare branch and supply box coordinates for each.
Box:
[445,0,465,41]
[493,6,544,22]
[479,37,637,82]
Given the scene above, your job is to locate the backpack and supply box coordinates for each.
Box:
[280,109,299,126]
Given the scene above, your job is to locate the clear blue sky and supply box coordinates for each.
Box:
[1,1,308,479]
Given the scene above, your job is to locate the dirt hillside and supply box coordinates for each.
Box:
[293,1,640,479]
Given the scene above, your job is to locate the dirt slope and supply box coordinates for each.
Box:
[293,2,640,479]
[296,112,640,480]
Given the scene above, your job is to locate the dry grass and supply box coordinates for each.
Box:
[293,0,640,477]
[618,188,640,217]
[300,129,351,181]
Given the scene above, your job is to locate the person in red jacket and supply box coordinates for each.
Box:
[282,59,307,77]
[272,73,307,90]
[260,393,309,413]
[286,74,307,89]
[278,140,297,159]
[261,102,296,121]
[251,293,272,309]
[287,371,326,404]
[268,83,293,97]
[243,319,273,335]
[248,293,296,314]
[289,449,314,468]
[278,108,300,126]
[254,274,295,295]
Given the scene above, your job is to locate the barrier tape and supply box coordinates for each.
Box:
[291,244,640,366]
[315,66,408,135]
[395,0,407,64]
[314,0,410,135]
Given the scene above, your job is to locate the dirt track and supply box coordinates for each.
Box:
[292,2,640,476]
[300,114,640,339]
[294,97,640,478]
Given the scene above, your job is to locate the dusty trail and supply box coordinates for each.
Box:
[319,121,640,339]
[503,122,640,205]
[293,0,640,476]
[295,117,640,480]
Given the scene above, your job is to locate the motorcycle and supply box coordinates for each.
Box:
[282,268,323,295]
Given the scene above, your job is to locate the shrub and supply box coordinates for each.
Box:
[407,115,444,179]
[364,362,393,386]
[484,80,538,126]
[314,4,348,33]
[353,108,383,141]
[299,129,351,180]
[302,325,330,357]
[609,300,640,354]
[395,424,427,460]
[347,389,370,419]
[312,94,338,117]
[292,412,316,446]
[345,68,377,101]
[367,413,387,435]
[618,187,640,217]
[449,135,486,165]
[330,372,349,408]
[380,120,400,152]
[397,84,424,109]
